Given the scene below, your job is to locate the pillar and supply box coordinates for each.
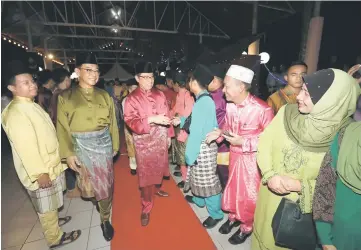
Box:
[304,2,323,73]
[248,2,259,55]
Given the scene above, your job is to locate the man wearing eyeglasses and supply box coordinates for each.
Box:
[124,62,174,227]
[56,52,119,241]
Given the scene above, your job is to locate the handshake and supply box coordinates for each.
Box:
[148,114,181,126]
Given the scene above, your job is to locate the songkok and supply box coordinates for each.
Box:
[165,70,176,80]
[174,71,187,86]
[304,69,334,104]
[193,64,213,87]
[125,78,138,87]
[6,60,32,85]
[135,62,153,74]
[226,65,254,84]
[155,75,166,85]
[209,64,226,79]
[75,52,98,67]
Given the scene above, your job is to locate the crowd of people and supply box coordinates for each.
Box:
[1,51,361,250]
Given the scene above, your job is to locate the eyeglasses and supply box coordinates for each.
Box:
[80,68,100,74]
[138,75,154,80]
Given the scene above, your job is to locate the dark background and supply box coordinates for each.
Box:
[2,1,361,93]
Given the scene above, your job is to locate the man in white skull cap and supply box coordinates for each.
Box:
[206,65,274,245]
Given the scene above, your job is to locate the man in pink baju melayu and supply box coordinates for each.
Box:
[207,65,274,245]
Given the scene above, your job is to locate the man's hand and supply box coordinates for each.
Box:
[66,156,81,172]
[267,175,290,194]
[168,138,171,149]
[113,151,117,157]
[148,114,171,126]
[171,117,181,126]
[281,176,302,192]
[223,132,243,146]
[322,245,337,250]
[347,64,361,84]
[37,173,52,189]
[206,128,222,144]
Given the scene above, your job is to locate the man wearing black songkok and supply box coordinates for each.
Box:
[56,52,119,241]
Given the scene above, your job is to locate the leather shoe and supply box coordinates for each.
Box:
[173,171,182,177]
[219,219,241,234]
[163,176,170,180]
[100,221,114,241]
[228,229,251,245]
[202,216,222,229]
[155,190,169,197]
[130,169,137,175]
[177,181,185,188]
[141,213,150,226]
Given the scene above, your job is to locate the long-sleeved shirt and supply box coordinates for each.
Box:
[2,96,67,191]
[56,86,119,159]
[267,87,297,116]
[210,87,229,153]
[170,88,194,117]
[162,87,177,110]
[181,90,218,165]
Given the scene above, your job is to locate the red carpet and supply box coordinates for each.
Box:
[111,142,216,250]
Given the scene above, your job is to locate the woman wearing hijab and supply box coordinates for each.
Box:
[313,121,361,250]
[251,69,360,250]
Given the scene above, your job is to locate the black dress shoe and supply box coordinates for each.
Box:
[177,181,185,188]
[100,221,114,241]
[219,219,241,234]
[173,171,182,177]
[163,176,170,180]
[141,213,150,226]
[202,216,222,229]
[130,169,137,175]
[174,165,181,171]
[228,229,251,245]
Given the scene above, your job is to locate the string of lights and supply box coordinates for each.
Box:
[2,34,65,66]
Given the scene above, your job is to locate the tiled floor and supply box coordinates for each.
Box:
[1,152,250,250]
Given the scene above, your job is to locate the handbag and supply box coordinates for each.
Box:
[272,198,317,250]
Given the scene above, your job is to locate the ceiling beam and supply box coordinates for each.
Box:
[243,2,295,14]
[37,21,230,39]
[48,48,132,52]
[11,33,134,40]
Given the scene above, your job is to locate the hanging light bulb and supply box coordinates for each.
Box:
[3,37,6,40]
[8,39,11,43]
[17,44,20,47]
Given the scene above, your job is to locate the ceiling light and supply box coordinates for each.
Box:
[13,42,16,44]
[18,44,20,47]
[118,10,121,16]
[25,47,28,50]
[47,54,54,59]
[8,39,11,43]
[3,37,6,40]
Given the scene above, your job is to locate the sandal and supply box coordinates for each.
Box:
[58,216,72,227]
[50,230,81,249]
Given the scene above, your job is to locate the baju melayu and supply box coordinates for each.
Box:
[124,87,174,214]
[2,96,67,247]
[181,90,223,220]
[57,86,119,223]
